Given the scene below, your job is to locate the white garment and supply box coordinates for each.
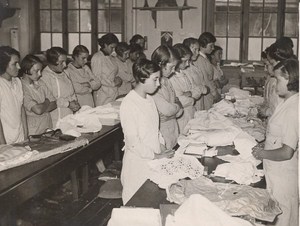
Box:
[0,77,24,144]
[263,93,299,226]
[120,90,162,204]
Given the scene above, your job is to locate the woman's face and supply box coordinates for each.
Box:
[29,62,43,81]
[202,42,215,54]
[54,54,67,73]
[178,55,191,70]
[274,68,289,98]
[143,71,160,94]
[104,43,117,55]
[212,50,222,63]
[74,52,89,67]
[190,42,200,61]
[6,55,20,77]
[136,38,145,49]
[120,50,130,62]
[162,59,178,78]
[130,51,141,62]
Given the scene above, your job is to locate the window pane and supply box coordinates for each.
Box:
[284,13,299,37]
[248,38,262,61]
[80,33,92,53]
[98,10,109,32]
[249,13,262,36]
[228,13,240,36]
[51,0,62,9]
[52,33,63,47]
[264,0,278,12]
[80,0,91,9]
[40,0,50,9]
[291,38,298,55]
[40,10,50,32]
[286,0,299,12]
[250,0,263,12]
[69,33,80,54]
[68,10,79,32]
[215,13,227,36]
[215,0,228,12]
[98,0,109,10]
[41,33,51,51]
[228,38,239,60]
[80,10,92,32]
[52,10,62,32]
[228,0,241,11]
[68,0,79,9]
[110,9,122,32]
[263,13,277,37]
[111,0,122,7]
[216,37,227,60]
[263,38,276,51]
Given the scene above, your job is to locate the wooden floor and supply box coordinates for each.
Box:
[16,165,123,226]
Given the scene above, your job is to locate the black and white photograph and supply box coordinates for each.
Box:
[0,0,299,226]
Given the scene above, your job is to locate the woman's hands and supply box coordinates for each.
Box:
[252,143,265,160]
[69,100,81,112]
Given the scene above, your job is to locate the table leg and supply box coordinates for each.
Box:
[113,140,121,161]
[70,170,79,201]
[81,164,89,194]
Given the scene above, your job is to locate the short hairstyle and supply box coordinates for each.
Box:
[46,47,67,65]
[20,54,42,75]
[72,45,89,59]
[115,42,130,56]
[210,45,222,55]
[267,43,293,62]
[275,36,294,49]
[129,43,143,54]
[132,58,160,84]
[151,45,179,67]
[0,46,20,75]
[261,51,267,59]
[129,34,144,45]
[182,37,199,49]
[97,33,119,48]
[173,43,192,58]
[198,32,216,48]
[274,58,299,92]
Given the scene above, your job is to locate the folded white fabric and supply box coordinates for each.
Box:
[234,131,257,159]
[147,155,204,189]
[0,145,36,166]
[212,99,237,116]
[228,87,250,100]
[165,194,252,226]
[107,208,161,226]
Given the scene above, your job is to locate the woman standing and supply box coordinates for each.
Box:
[252,58,299,226]
[21,55,57,135]
[120,58,174,204]
[91,33,122,106]
[40,47,80,127]
[66,45,101,107]
[0,46,28,144]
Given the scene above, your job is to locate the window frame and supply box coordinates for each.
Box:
[203,0,299,62]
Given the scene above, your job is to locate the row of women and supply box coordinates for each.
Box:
[0,33,146,144]
[120,34,299,226]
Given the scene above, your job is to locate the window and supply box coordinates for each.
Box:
[203,0,299,62]
[39,0,124,54]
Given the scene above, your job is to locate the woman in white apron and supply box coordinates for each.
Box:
[0,46,28,144]
[252,58,299,226]
[120,59,174,204]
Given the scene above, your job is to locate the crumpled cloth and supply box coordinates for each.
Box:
[147,155,204,189]
[107,208,161,226]
[212,99,237,116]
[167,177,282,222]
[165,194,253,226]
[0,145,37,166]
[228,87,250,100]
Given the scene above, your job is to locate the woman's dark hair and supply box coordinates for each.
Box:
[97,33,119,49]
[129,43,143,54]
[0,46,20,75]
[173,43,192,58]
[129,34,144,45]
[261,51,267,59]
[198,32,216,48]
[267,43,293,62]
[46,47,67,65]
[20,54,42,75]
[275,36,294,49]
[182,37,198,49]
[115,42,130,57]
[151,45,179,67]
[72,45,89,59]
[132,58,160,84]
[274,58,299,92]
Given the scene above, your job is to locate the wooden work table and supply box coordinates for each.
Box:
[126,145,266,208]
[0,124,123,222]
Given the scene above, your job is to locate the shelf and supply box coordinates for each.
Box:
[133,6,197,28]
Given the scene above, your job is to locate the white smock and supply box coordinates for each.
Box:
[264,93,299,226]
[263,76,283,117]
[120,90,161,204]
[0,77,24,144]
[91,50,119,106]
